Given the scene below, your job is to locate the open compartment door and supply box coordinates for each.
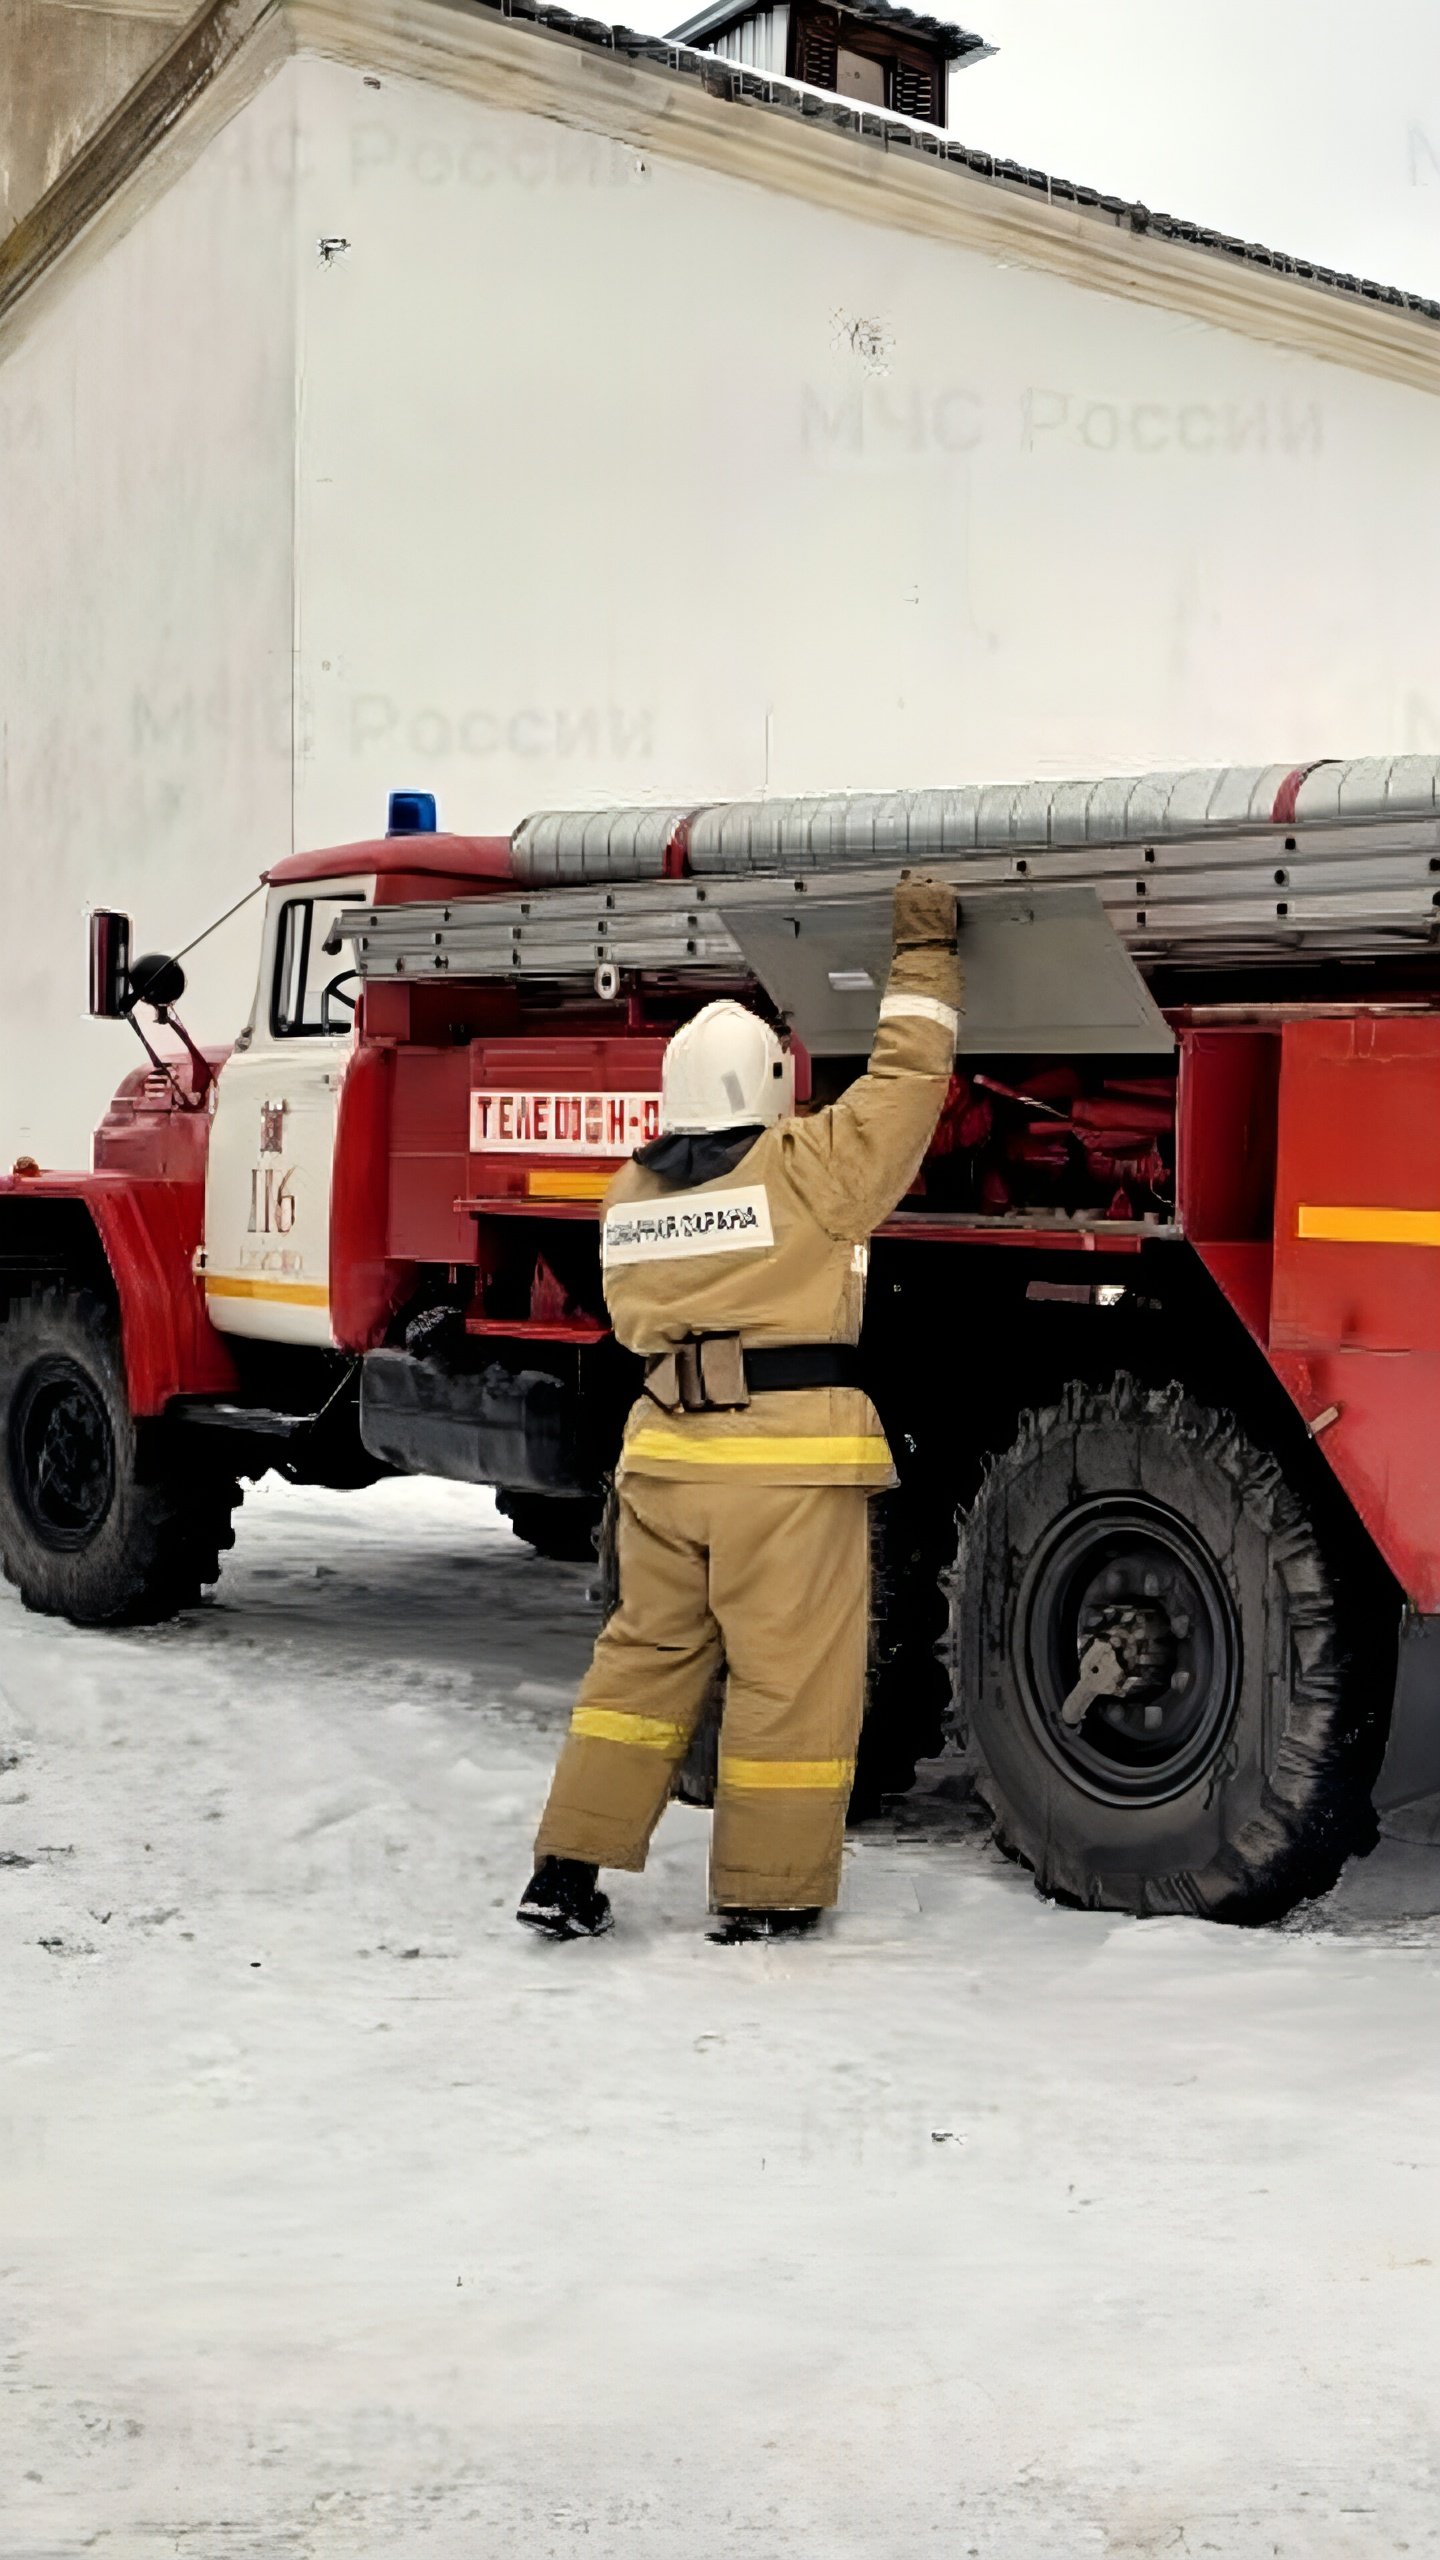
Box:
[713,884,1173,1057]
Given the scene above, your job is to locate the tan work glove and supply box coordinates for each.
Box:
[893,868,960,955]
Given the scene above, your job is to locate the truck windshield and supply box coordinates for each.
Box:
[271,894,361,1038]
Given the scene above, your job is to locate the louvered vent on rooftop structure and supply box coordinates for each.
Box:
[890,52,938,118]
[667,0,991,128]
[796,7,838,86]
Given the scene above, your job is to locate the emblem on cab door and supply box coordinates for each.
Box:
[260,1101,288,1155]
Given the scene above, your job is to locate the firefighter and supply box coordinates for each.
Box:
[517,871,962,1943]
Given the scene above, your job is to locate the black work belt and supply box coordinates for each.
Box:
[643,1337,862,1414]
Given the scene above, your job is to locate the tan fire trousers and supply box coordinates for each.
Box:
[535,1473,869,1909]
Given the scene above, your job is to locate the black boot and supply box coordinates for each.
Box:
[517,1857,613,1941]
[709,1906,822,1946]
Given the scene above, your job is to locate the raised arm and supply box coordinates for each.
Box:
[773,872,962,1243]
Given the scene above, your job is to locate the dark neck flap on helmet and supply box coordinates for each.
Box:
[634,1126,765,1190]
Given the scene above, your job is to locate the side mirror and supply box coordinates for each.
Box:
[88,909,132,1019]
[88,924,212,1107]
[128,951,187,1015]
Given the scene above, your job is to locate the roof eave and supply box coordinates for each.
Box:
[1,0,1435,398]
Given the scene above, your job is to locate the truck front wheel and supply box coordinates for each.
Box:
[951,1375,1396,1923]
[0,1289,239,1626]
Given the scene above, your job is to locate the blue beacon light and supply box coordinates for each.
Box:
[387,790,438,836]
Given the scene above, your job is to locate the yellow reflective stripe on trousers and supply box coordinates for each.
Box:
[570,1705,689,1753]
[720,1756,856,1790]
[625,1430,890,1468]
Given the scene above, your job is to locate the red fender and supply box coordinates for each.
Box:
[0,1169,238,1416]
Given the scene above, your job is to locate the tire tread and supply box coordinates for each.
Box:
[0,1286,240,1626]
[951,1371,1394,1923]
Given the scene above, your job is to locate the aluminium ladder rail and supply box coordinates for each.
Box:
[341,810,1440,985]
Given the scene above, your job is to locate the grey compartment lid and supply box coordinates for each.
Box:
[715,882,1174,1055]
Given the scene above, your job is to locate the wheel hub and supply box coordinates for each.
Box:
[9,1358,117,1550]
[1017,1496,1239,1807]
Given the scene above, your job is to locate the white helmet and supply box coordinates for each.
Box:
[660,1000,796,1135]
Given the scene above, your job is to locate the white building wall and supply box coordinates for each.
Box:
[290,51,1440,866]
[0,65,300,1163]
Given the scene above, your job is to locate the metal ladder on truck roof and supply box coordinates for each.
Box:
[339,755,1440,1057]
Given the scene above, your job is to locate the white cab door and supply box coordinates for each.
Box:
[202,879,371,1348]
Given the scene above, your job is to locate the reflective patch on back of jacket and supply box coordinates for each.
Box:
[602,1184,775,1268]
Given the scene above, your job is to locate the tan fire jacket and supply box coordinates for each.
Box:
[600,914,962,1491]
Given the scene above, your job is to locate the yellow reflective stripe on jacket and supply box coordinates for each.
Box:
[720,1755,856,1791]
[570,1706,690,1753]
[625,1430,890,1468]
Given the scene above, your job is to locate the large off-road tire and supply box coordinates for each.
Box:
[0,1288,240,1626]
[497,1489,605,1563]
[951,1374,1397,1923]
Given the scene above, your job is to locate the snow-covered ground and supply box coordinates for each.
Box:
[3,1477,1439,2559]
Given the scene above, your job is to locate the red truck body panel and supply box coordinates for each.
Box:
[1268,1016,1440,1607]
[1182,1014,1440,1606]
[375,1033,671,1264]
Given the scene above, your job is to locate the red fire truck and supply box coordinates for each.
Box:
[4,758,1439,1925]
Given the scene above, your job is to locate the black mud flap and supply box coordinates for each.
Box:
[359,1350,587,1494]
[1375,1616,1440,1843]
